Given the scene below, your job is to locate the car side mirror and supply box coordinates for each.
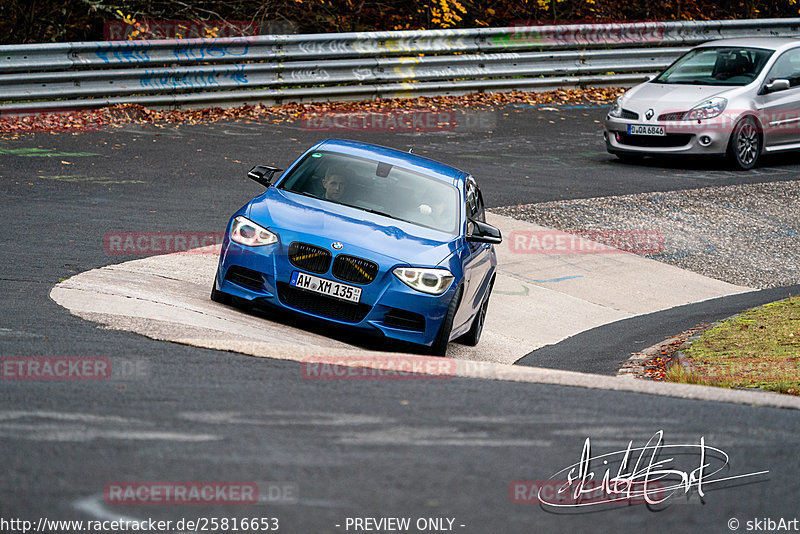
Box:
[764,79,790,94]
[467,219,502,244]
[247,165,283,188]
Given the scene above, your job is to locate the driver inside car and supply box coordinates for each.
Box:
[321,169,347,202]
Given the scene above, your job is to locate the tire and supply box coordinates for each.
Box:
[615,152,644,162]
[727,116,761,170]
[210,280,231,305]
[458,278,494,347]
[430,286,462,357]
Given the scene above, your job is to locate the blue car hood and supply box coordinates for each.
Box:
[246,188,458,267]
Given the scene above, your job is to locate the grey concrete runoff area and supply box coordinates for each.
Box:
[51,212,800,409]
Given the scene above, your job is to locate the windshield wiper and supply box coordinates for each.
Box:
[286,192,400,221]
[287,196,411,226]
[354,205,449,232]
[666,79,713,85]
[357,206,399,220]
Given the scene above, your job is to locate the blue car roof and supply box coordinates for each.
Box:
[314,138,467,184]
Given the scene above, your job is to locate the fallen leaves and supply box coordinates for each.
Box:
[0,87,625,136]
[0,110,106,136]
[638,325,710,381]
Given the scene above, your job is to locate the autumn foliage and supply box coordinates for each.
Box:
[1,0,799,44]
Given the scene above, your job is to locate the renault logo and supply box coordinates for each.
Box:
[331,242,343,250]
[645,108,654,120]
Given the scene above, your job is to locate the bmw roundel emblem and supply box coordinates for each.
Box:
[331,242,343,250]
[645,108,654,120]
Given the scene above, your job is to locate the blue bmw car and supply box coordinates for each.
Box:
[212,139,501,355]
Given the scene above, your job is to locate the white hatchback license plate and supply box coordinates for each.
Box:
[628,124,665,136]
[290,271,362,303]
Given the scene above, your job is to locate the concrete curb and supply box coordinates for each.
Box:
[50,216,800,410]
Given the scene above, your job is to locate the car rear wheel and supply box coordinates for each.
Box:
[430,286,462,357]
[459,279,494,347]
[727,116,761,170]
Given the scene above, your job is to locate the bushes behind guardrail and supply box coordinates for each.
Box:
[2,0,798,45]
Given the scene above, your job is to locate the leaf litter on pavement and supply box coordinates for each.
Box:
[0,88,624,137]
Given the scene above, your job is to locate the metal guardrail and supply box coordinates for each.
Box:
[1,18,799,113]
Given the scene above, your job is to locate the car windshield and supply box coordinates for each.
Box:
[654,46,773,86]
[278,150,460,234]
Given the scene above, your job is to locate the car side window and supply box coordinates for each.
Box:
[475,189,486,223]
[465,177,486,223]
[766,48,800,88]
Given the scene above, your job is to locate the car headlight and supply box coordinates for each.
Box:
[608,98,624,118]
[685,97,727,120]
[393,267,454,295]
[229,216,278,247]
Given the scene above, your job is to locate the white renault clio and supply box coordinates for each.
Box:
[604,38,800,169]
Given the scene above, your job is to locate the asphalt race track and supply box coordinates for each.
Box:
[2,105,800,532]
[519,284,800,375]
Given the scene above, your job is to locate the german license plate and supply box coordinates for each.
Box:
[290,271,362,303]
[628,124,665,136]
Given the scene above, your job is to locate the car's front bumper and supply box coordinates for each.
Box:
[604,115,732,156]
[214,237,458,347]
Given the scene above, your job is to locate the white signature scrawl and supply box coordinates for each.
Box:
[540,430,769,508]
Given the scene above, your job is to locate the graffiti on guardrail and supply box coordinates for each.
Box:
[298,39,353,56]
[2,19,799,113]
[138,68,249,89]
[389,64,489,79]
[95,46,150,64]
[139,73,218,89]
[172,41,250,61]
[499,21,667,47]
[288,68,331,81]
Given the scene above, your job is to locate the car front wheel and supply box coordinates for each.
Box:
[458,279,494,347]
[430,286,462,357]
[727,116,761,170]
[614,152,644,162]
[210,283,230,305]
[211,273,233,306]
